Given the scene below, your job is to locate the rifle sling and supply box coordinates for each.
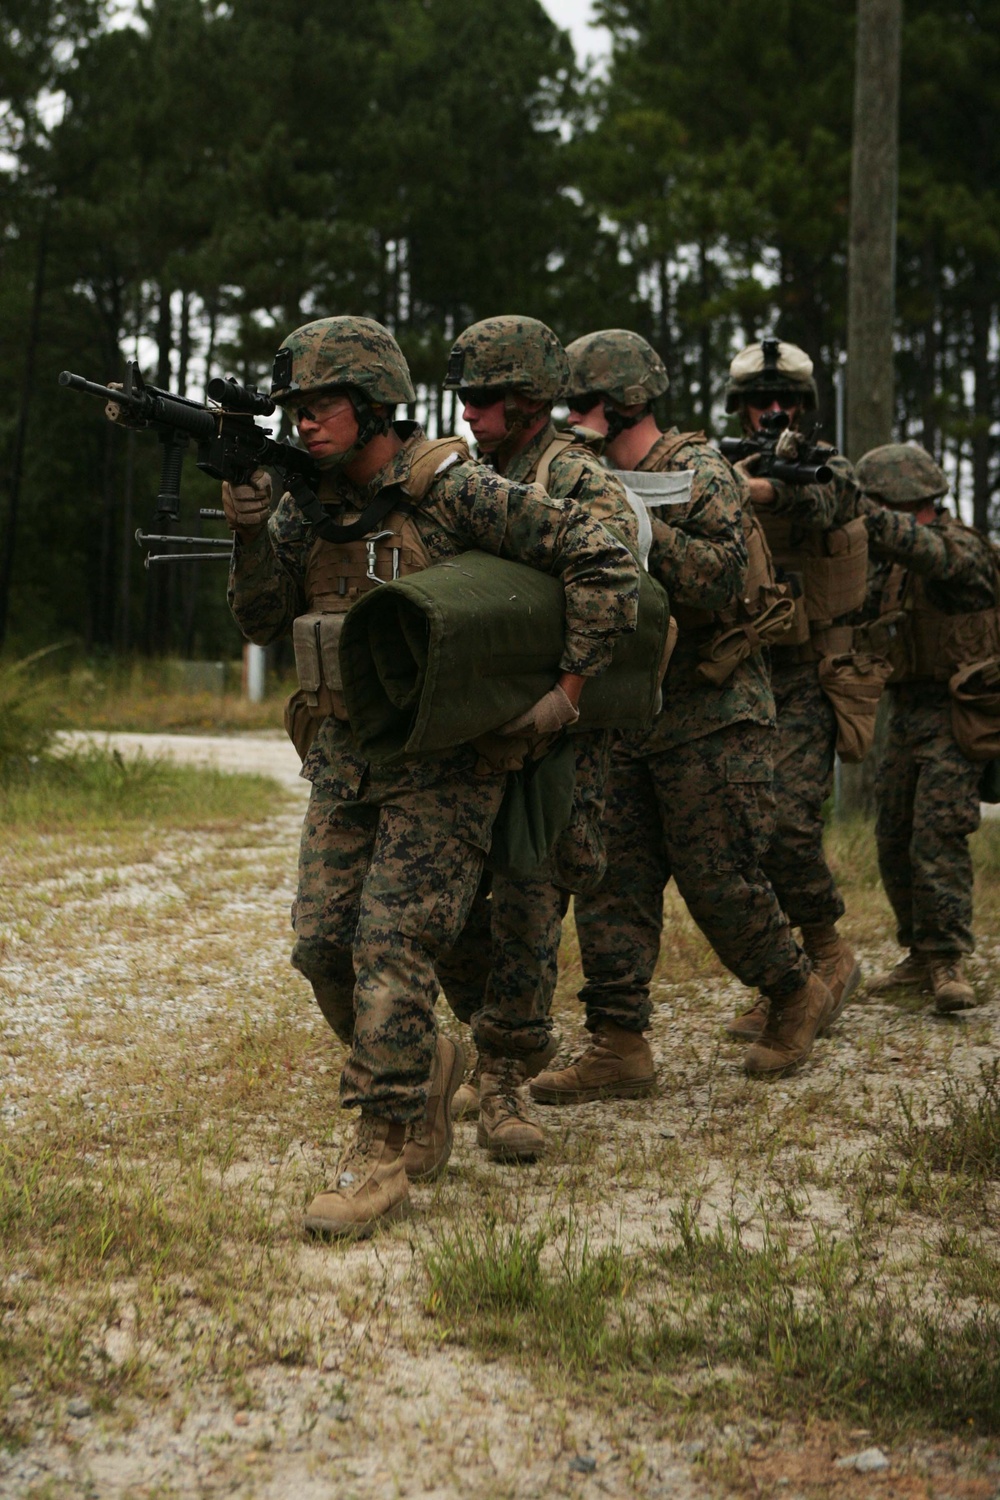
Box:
[287,477,414,543]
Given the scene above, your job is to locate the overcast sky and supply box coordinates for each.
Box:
[538,0,612,65]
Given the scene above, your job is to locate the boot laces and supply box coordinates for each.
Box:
[488,1060,528,1119]
[336,1116,382,1189]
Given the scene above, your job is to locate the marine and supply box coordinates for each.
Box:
[530,329,836,1088]
[433,314,643,1161]
[723,339,865,1040]
[856,443,999,1012]
[224,315,639,1235]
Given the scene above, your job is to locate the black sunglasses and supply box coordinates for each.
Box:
[744,391,800,410]
[565,392,604,412]
[458,386,506,409]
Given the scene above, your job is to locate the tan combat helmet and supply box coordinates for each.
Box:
[270,316,416,406]
[565,329,669,407]
[269,316,416,467]
[725,337,819,413]
[444,315,570,402]
[856,443,949,508]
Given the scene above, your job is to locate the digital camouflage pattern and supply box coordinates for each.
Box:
[860,501,1000,957]
[758,661,845,928]
[434,419,632,1060]
[875,686,982,957]
[755,450,860,931]
[269,316,416,405]
[724,339,819,412]
[444,315,570,401]
[631,429,774,753]
[575,722,810,1032]
[564,329,669,405]
[856,443,949,507]
[291,746,505,1119]
[571,425,809,1033]
[228,422,638,1118]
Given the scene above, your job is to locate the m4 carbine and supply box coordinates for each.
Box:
[719,410,834,487]
[59,360,319,565]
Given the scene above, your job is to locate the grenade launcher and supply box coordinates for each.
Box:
[719,410,834,487]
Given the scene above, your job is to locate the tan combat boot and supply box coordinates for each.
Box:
[402,1034,465,1181]
[744,973,834,1078]
[454,1032,558,1122]
[304,1115,409,1238]
[725,995,769,1041]
[529,1021,656,1104]
[929,958,977,1014]
[867,951,931,996]
[801,924,862,1027]
[452,1060,481,1121]
[477,1059,545,1161]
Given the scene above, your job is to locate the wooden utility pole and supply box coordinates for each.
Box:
[845,0,903,463]
[839,0,903,818]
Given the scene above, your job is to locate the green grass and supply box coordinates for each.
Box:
[424,1202,1000,1435]
[0,746,283,830]
[62,658,292,733]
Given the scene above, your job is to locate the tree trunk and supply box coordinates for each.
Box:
[845,0,902,463]
[920,241,939,458]
[970,277,992,535]
[0,206,49,649]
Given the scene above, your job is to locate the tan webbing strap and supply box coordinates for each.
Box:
[636,430,707,472]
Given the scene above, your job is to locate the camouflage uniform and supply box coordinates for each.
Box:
[229,354,638,1123]
[435,414,635,1064]
[856,446,999,965]
[574,427,811,1032]
[756,451,861,927]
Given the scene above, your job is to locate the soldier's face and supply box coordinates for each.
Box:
[746,396,801,432]
[566,395,608,434]
[293,391,359,459]
[462,393,509,452]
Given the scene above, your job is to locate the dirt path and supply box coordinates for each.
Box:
[4,736,999,1497]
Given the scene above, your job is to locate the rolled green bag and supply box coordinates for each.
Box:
[338,551,670,762]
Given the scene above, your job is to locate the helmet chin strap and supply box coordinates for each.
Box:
[491,392,548,471]
[603,399,646,443]
[313,391,393,471]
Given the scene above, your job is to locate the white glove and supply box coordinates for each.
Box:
[499,684,580,737]
[221,468,272,534]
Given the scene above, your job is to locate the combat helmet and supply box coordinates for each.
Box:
[269,316,416,406]
[725,337,818,413]
[444,316,569,402]
[565,330,669,407]
[856,443,949,507]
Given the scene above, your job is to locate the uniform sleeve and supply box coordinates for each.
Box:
[765,451,859,529]
[427,461,639,675]
[861,504,998,608]
[646,442,748,612]
[227,490,308,645]
[546,449,641,557]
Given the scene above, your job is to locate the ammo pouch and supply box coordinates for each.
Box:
[485,737,577,880]
[817,651,893,764]
[285,612,349,762]
[949,657,1000,762]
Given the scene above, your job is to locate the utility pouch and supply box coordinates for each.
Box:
[287,612,349,759]
[697,588,796,687]
[817,651,893,764]
[855,609,911,682]
[769,574,811,648]
[949,657,1000,762]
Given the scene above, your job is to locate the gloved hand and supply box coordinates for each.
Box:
[775,426,804,461]
[499,683,580,737]
[733,454,762,479]
[221,468,272,535]
[104,382,145,429]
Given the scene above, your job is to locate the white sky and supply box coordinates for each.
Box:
[538,0,612,65]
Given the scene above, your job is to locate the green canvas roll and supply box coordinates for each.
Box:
[338,551,670,762]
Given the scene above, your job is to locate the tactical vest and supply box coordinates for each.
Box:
[528,429,626,537]
[638,430,784,653]
[286,437,468,755]
[758,509,868,659]
[874,518,1000,685]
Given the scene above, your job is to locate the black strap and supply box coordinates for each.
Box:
[287,476,413,543]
